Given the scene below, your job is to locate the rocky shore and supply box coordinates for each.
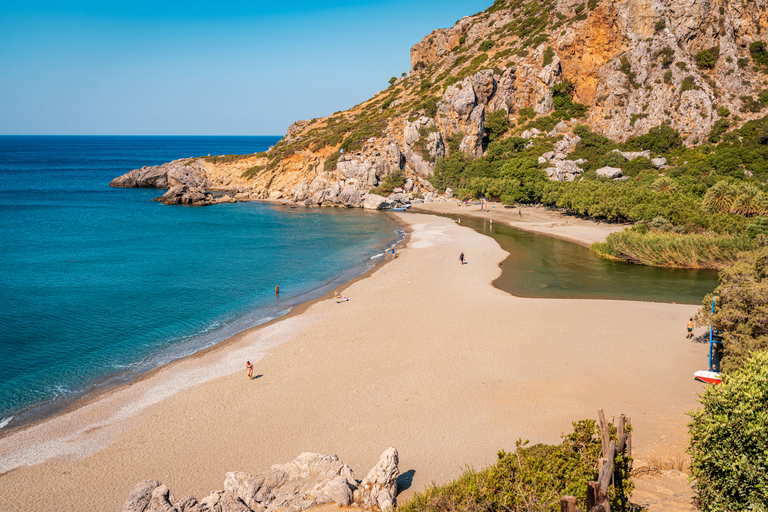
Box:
[123,449,399,512]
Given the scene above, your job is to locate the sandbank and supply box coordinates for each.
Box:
[411,201,627,247]
[0,212,707,512]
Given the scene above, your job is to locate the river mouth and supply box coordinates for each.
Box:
[455,215,718,305]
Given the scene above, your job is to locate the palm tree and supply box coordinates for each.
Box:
[731,183,766,216]
[652,176,678,193]
[701,181,736,213]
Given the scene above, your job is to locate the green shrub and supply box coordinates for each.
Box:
[717,106,731,117]
[517,107,536,122]
[459,35,467,45]
[708,118,730,143]
[738,57,750,69]
[627,125,683,154]
[485,110,510,142]
[378,170,405,193]
[688,351,768,510]
[663,70,673,84]
[747,216,768,238]
[750,40,768,68]
[398,419,632,512]
[479,40,494,52]
[659,46,675,67]
[680,75,696,92]
[696,46,720,69]
[324,151,341,172]
[388,77,397,86]
[654,19,666,32]
[676,61,689,71]
[542,47,555,66]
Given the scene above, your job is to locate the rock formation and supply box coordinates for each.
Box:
[122,449,399,512]
[110,0,768,206]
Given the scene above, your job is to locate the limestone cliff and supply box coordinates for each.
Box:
[111,0,768,205]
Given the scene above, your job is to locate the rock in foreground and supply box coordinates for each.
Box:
[123,448,399,512]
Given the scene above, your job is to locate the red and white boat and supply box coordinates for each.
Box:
[694,370,722,385]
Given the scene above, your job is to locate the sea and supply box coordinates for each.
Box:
[0,136,403,429]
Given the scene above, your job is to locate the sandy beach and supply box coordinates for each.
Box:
[0,211,707,512]
[411,201,627,247]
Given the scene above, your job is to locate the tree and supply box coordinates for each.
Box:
[688,351,768,510]
[701,181,736,213]
[731,183,766,216]
[651,176,678,193]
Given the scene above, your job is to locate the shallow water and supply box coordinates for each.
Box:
[0,136,401,425]
[460,215,718,304]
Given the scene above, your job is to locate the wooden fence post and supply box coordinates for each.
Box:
[560,495,578,512]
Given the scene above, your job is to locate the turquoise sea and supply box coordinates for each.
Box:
[0,136,402,428]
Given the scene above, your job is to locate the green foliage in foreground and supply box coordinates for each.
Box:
[592,229,754,268]
[688,351,768,511]
[398,420,632,512]
[697,246,768,372]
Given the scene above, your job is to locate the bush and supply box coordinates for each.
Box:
[680,75,696,92]
[627,125,683,154]
[654,19,666,32]
[543,47,555,66]
[688,351,768,510]
[696,46,720,69]
[750,41,768,68]
[324,151,341,172]
[663,70,673,84]
[398,420,632,512]
[660,46,675,68]
[479,40,494,52]
[485,110,510,142]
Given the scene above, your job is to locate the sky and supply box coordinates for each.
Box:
[0,0,491,135]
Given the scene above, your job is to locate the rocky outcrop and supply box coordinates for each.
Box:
[111,159,209,189]
[123,450,400,512]
[153,185,217,206]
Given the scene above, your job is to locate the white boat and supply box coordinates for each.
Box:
[694,370,722,385]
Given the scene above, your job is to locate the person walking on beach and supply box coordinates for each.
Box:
[459,252,465,265]
[246,361,254,380]
[686,318,694,339]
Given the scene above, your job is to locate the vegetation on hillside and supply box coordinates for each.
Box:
[398,420,632,512]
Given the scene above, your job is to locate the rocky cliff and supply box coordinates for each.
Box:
[111,0,768,206]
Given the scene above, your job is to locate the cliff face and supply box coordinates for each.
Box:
[112,0,768,206]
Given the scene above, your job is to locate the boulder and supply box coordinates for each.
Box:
[652,157,667,168]
[363,194,391,210]
[596,166,624,179]
[354,447,400,512]
[216,195,236,204]
[611,149,650,160]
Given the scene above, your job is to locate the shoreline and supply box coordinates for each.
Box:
[0,211,707,512]
[0,210,408,439]
[410,201,627,248]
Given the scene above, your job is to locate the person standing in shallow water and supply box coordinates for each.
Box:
[246,361,254,380]
[275,285,279,297]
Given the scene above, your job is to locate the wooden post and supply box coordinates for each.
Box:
[627,417,632,459]
[598,408,610,459]
[616,414,626,453]
[560,495,578,512]
[587,481,599,510]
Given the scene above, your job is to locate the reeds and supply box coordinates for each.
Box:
[591,230,755,268]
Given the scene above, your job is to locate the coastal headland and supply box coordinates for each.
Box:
[0,212,706,511]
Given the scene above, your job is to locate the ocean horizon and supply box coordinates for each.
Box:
[0,135,402,428]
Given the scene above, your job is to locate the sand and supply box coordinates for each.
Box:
[0,212,707,512]
[411,201,627,247]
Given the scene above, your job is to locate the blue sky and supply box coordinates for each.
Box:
[0,0,490,135]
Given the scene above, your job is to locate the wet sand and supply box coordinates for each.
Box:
[0,212,706,512]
